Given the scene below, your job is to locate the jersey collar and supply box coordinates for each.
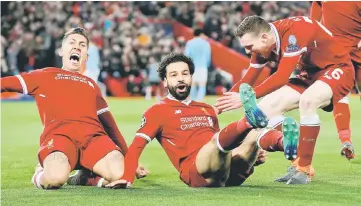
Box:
[269,23,280,56]
[166,94,192,106]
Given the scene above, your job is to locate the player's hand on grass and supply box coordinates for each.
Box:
[215,92,243,113]
[105,179,131,189]
[136,164,149,179]
[254,149,268,166]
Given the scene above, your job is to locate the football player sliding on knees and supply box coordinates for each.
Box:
[0,27,148,189]
[106,53,299,189]
[215,16,355,184]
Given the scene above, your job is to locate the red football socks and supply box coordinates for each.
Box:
[258,129,284,152]
[333,102,352,144]
[217,117,253,152]
[298,115,320,167]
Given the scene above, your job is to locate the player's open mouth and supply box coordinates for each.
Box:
[70,53,80,64]
[177,84,187,92]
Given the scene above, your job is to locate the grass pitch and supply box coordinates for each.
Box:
[1,96,361,206]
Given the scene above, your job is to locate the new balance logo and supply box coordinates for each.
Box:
[175,110,182,114]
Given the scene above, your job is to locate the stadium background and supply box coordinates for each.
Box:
[1,2,360,206]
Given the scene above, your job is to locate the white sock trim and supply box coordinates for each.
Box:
[35,171,44,189]
[97,178,105,187]
[256,129,271,149]
[300,114,320,126]
[267,115,286,128]
[215,132,230,153]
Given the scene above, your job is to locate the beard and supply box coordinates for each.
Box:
[167,83,191,101]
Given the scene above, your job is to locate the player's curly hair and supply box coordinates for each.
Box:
[62,27,90,47]
[234,15,271,38]
[157,53,195,81]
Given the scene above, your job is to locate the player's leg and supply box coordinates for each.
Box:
[145,84,152,100]
[32,136,78,189]
[185,83,268,187]
[288,67,355,184]
[196,69,208,101]
[285,80,331,184]
[80,135,124,186]
[353,60,361,98]
[258,84,301,132]
[257,82,305,181]
[335,60,361,160]
[224,129,261,186]
[333,97,355,160]
[190,69,199,100]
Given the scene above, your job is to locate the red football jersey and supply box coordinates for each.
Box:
[320,1,361,63]
[136,96,219,171]
[247,16,353,98]
[1,68,109,146]
[251,16,351,72]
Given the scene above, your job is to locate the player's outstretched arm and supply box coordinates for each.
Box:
[1,76,29,94]
[105,137,148,189]
[1,71,41,95]
[215,54,267,113]
[229,66,264,93]
[253,56,298,98]
[98,111,128,155]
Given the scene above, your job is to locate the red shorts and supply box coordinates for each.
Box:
[288,65,355,107]
[179,150,211,188]
[38,134,120,171]
[179,150,254,187]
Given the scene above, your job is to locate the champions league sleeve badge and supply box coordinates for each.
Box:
[285,35,301,53]
[140,116,146,129]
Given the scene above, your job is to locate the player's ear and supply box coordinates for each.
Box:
[163,78,168,88]
[260,33,268,43]
[58,47,63,57]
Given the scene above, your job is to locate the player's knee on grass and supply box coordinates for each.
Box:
[42,152,71,189]
[92,150,124,182]
[258,86,300,118]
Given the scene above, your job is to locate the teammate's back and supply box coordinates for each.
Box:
[272,16,352,70]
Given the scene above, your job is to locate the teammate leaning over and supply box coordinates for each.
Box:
[215,16,355,184]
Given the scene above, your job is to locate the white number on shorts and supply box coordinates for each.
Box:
[324,68,344,80]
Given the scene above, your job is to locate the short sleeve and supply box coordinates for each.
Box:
[281,17,314,58]
[16,69,43,95]
[135,105,162,143]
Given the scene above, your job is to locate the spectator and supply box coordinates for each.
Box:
[145,56,162,100]
[184,28,211,101]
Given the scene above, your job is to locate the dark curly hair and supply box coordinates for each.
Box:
[157,53,195,80]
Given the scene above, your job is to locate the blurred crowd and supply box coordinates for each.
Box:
[1,1,310,97]
[139,1,310,55]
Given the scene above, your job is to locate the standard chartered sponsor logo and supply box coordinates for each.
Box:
[180,116,213,130]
